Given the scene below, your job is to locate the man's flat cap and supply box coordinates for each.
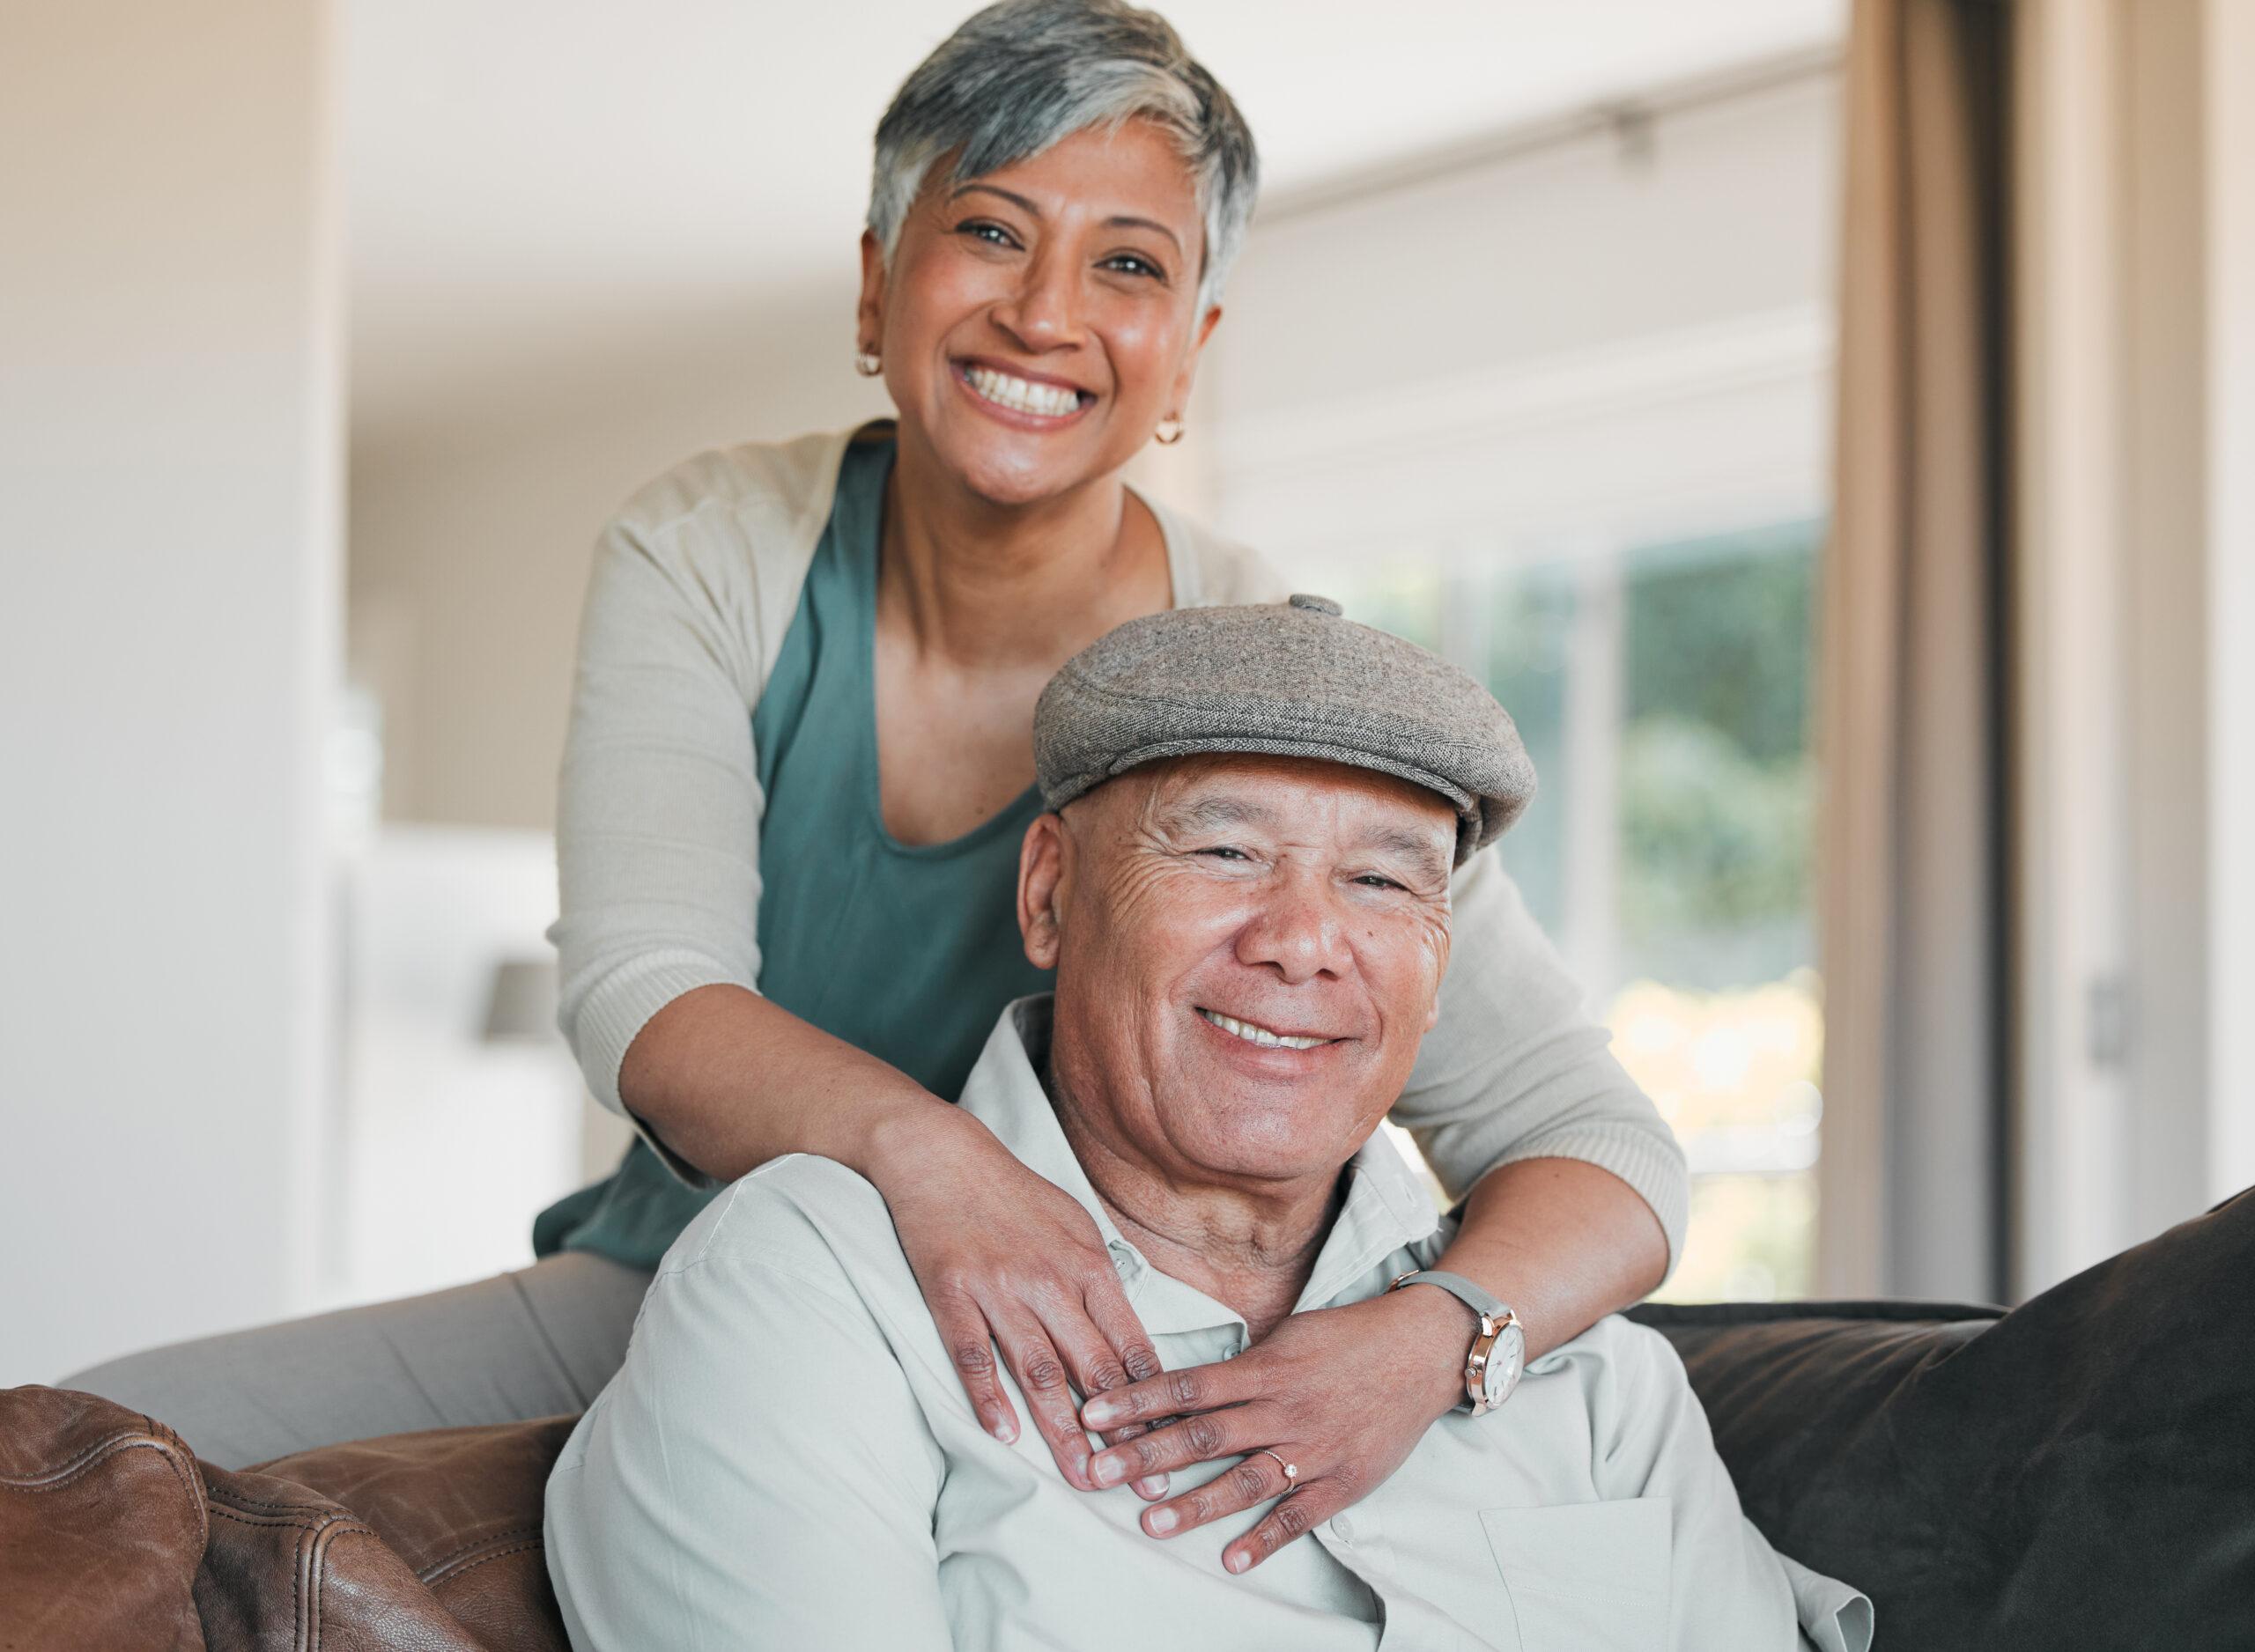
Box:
[1033,594,1535,864]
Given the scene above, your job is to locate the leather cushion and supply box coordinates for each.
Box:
[1630,1186,2255,1651]
[0,1386,209,1651]
[195,1459,492,1652]
[248,1415,575,1652]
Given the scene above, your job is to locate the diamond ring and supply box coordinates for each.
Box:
[1257,1449,1298,1486]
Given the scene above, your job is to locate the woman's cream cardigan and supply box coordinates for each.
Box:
[547,424,1689,1265]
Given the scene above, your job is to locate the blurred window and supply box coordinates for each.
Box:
[1199,75,1839,1297]
[1309,523,1823,1301]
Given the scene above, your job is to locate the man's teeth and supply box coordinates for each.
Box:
[965,365,1083,417]
[1198,1008,1329,1051]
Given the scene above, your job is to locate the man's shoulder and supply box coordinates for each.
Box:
[658,1154,906,1300]
[1528,1313,1691,1395]
[639,1156,965,1409]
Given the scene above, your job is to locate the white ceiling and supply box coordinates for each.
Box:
[344,0,1845,432]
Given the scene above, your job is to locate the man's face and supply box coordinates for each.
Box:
[1018,755,1457,1191]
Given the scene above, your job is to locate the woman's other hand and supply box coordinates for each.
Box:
[869,1102,1172,1498]
[1076,1285,1470,1573]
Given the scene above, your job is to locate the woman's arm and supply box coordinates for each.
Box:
[553,492,1164,1491]
[1436,1156,1669,1358]
[619,985,1168,1495]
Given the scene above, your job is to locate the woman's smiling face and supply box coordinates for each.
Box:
[860,117,1220,507]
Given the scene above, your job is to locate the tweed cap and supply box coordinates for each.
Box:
[1034,594,1535,864]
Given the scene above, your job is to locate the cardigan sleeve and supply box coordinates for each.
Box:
[1386,833,1691,1274]
[544,502,776,1184]
[544,431,855,1187]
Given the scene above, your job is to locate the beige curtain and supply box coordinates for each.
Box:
[1819,0,2011,1301]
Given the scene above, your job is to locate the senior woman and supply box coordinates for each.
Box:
[68,0,1685,1571]
[545,600,1869,1651]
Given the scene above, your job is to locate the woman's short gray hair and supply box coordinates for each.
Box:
[868,0,1259,311]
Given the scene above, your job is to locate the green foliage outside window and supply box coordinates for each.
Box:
[1294,521,1827,1302]
[1618,521,1821,991]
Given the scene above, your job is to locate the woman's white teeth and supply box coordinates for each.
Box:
[1199,1008,1328,1051]
[966,365,1082,417]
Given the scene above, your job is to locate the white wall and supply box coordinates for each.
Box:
[1205,68,1837,437]
[350,284,889,830]
[0,2,344,1383]
[2207,0,2255,1208]
[2121,0,2212,1247]
[2013,0,2140,1293]
[330,827,587,1306]
[1191,67,1837,579]
[2012,0,2254,1297]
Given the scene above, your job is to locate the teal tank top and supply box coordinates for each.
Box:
[533,437,1054,1270]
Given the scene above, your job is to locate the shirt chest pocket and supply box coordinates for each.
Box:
[1477,1498,1671,1652]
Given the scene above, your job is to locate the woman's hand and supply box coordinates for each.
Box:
[1076,1285,1473,1573]
[869,1102,1172,1497]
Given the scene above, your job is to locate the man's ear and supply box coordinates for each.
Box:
[1017,812,1069,970]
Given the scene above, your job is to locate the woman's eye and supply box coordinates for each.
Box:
[1103,253,1164,280]
[957,220,1017,247]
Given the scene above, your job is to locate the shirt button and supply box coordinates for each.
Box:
[1329,1516,1355,1543]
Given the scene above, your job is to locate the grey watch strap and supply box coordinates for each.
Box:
[1389,1269,1525,1416]
[1387,1269,1509,1321]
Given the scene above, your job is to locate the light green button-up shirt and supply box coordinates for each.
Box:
[545,999,1873,1652]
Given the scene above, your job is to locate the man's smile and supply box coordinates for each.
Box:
[1194,1006,1342,1051]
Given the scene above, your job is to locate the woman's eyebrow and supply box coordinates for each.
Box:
[1103,214,1181,251]
[950,182,1040,216]
[948,183,1182,251]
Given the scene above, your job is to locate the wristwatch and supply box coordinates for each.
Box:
[1388,1270,1526,1416]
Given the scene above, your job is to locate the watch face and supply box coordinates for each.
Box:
[1481,1319,1526,1406]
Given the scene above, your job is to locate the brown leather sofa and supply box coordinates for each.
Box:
[5,1189,2251,1651]
[0,1383,572,1652]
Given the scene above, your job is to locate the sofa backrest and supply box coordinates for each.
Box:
[1633,1186,2255,1650]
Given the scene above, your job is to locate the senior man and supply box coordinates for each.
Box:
[543,596,1872,1652]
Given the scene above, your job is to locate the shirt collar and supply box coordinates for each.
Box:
[957,997,1442,1338]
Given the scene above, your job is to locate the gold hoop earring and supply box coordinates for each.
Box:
[854,350,883,377]
[1155,416,1186,446]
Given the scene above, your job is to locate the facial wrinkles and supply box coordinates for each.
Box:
[1135,800,1453,1007]
[1055,768,1453,1152]
[1042,771,1453,1294]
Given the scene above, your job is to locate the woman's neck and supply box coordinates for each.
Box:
[1048,1080,1342,1343]
[878,425,1172,670]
